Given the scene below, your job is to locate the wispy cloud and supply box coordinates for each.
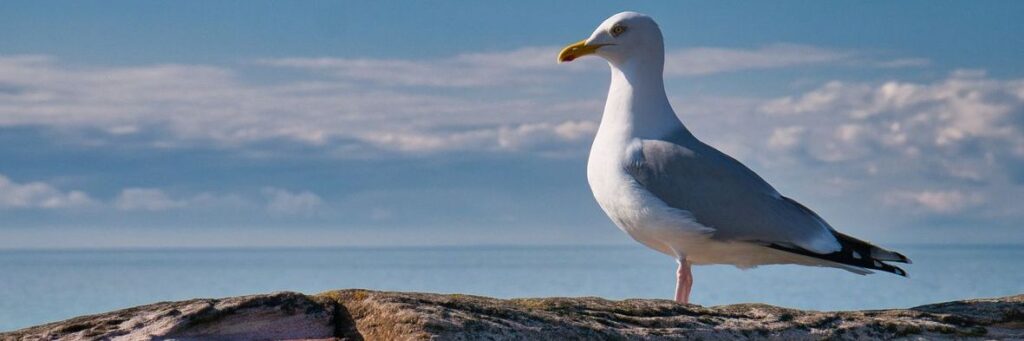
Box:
[260,44,924,85]
[0,54,601,155]
[360,120,598,153]
[256,46,588,87]
[262,187,323,216]
[0,44,927,156]
[664,44,853,77]
[0,174,95,209]
[883,190,984,214]
[4,185,323,216]
[113,188,249,212]
[766,126,806,150]
[873,58,931,68]
[114,188,186,211]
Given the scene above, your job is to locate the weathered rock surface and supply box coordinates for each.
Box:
[3,290,1022,340]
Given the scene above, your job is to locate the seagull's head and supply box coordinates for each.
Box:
[557,12,664,66]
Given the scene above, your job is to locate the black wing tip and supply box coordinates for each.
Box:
[891,265,909,277]
[874,260,909,277]
[891,251,912,264]
[767,243,910,277]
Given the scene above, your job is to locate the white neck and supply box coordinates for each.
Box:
[595,54,692,145]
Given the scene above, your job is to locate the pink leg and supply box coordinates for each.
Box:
[675,259,693,304]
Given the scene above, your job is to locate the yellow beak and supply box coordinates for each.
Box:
[557,39,602,63]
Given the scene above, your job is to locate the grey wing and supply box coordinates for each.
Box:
[627,138,842,254]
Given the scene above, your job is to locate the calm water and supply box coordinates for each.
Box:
[1,244,1022,331]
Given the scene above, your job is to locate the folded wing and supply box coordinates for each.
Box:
[627,137,909,275]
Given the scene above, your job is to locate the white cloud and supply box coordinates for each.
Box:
[760,81,858,116]
[262,188,323,215]
[357,120,597,153]
[874,58,931,68]
[664,44,853,77]
[883,190,984,213]
[0,45,926,156]
[114,188,185,211]
[767,126,805,150]
[261,44,919,86]
[756,71,1024,166]
[0,174,95,209]
[0,54,603,155]
[834,123,865,142]
[114,188,250,212]
[0,178,263,213]
[256,46,590,87]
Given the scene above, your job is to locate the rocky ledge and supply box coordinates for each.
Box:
[3,290,1022,340]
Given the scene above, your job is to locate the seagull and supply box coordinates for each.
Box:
[557,12,910,304]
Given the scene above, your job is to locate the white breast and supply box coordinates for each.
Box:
[586,138,713,260]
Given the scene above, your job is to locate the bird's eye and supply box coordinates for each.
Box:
[611,25,626,37]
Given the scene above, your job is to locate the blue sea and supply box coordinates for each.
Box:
[1,244,1022,332]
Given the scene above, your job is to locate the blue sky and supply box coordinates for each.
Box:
[1,1,1022,248]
